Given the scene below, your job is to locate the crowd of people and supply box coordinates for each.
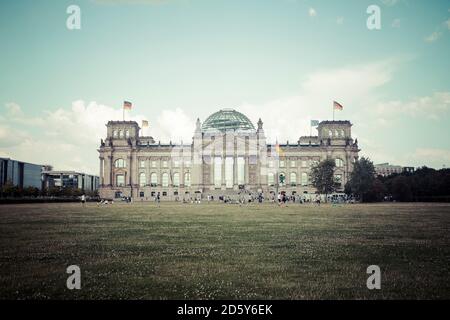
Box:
[91,192,355,206]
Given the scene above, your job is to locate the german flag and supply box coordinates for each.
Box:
[275,142,284,157]
[123,101,132,110]
[333,101,344,110]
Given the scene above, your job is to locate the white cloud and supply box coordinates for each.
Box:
[411,148,450,168]
[308,8,316,18]
[373,92,450,120]
[5,102,23,116]
[392,19,401,28]
[445,19,450,30]
[425,31,441,42]
[381,0,399,6]
[238,60,394,143]
[0,101,195,175]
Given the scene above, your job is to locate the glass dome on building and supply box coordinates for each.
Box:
[201,109,255,132]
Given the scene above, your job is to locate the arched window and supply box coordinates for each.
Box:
[112,130,118,138]
[162,173,169,187]
[279,173,286,186]
[329,130,333,137]
[301,173,308,186]
[290,172,297,186]
[335,130,339,137]
[114,158,126,168]
[150,173,158,187]
[139,172,146,187]
[184,172,191,187]
[125,130,129,138]
[173,173,180,187]
[116,174,125,187]
[118,130,123,138]
[335,158,344,167]
[268,173,274,186]
[340,129,345,137]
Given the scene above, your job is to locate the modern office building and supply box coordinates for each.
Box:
[0,158,43,190]
[98,109,360,201]
[375,163,415,177]
[41,171,99,192]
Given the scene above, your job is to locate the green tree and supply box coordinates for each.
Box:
[391,176,413,202]
[311,158,336,200]
[347,157,376,202]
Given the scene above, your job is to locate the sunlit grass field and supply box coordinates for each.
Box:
[0,202,449,299]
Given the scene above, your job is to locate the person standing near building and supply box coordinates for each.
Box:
[81,194,86,207]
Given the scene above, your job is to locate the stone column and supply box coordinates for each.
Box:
[233,155,238,189]
[221,157,225,188]
[245,157,249,184]
[107,155,113,186]
[127,155,132,186]
[99,157,104,186]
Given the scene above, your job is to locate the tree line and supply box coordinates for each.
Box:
[0,181,98,199]
[311,157,450,202]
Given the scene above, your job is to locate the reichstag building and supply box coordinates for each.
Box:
[98,109,360,201]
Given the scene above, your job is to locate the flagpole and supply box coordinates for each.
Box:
[333,103,335,121]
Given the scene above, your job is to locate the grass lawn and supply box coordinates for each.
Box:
[0,202,449,299]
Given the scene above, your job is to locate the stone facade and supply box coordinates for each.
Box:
[98,110,360,201]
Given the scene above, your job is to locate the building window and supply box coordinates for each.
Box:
[162,173,169,187]
[173,173,180,187]
[162,191,167,196]
[150,173,158,187]
[301,160,308,168]
[214,157,222,188]
[335,130,339,137]
[290,172,297,186]
[184,160,191,167]
[116,174,125,187]
[139,191,144,198]
[173,160,180,168]
[139,160,145,168]
[290,160,296,168]
[112,130,118,138]
[151,191,156,197]
[301,173,308,186]
[268,160,274,168]
[115,191,122,198]
[279,160,285,168]
[114,158,126,168]
[125,130,130,138]
[335,174,342,184]
[237,157,245,185]
[341,129,345,137]
[151,160,157,168]
[139,172,146,187]
[279,173,286,186]
[225,157,234,188]
[268,173,274,186]
[329,130,333,137]
[335,158,344,168]
[118,130,123,138]
[184,172,191,187]
[162,160,168,168]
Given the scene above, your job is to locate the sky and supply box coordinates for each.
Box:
[0,0,449,174]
